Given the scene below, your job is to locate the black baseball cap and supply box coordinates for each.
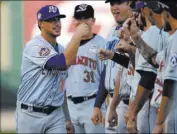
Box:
[73,4,94,19]
[159,0,177,19]
[105,0,129,4]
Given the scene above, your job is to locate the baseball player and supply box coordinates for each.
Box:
[15,5,90,133]
[65,4,107,133]
[97,1,170,133]
[117,1,177,133]
[91,0,135,133]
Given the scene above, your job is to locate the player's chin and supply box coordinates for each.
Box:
[52,32,61,37]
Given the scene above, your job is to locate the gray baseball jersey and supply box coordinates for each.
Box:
[136,26,169,74]
[105,25,121,92]
[65,34,106,97]
[164,30,177,81]
[151,31,169,108]
[17,35,67,107]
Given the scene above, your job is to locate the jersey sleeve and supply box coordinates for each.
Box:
[164,37,177,81]
[24,44,58,69]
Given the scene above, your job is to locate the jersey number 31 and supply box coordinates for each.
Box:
[84,70,95,83]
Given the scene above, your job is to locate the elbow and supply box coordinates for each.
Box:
[65,56,76,68]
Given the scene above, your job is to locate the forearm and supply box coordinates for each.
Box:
[110,70,122,110]
[64,34,82,67]
[62,92,71,121]
[94,65,108,108]
[128,45,136,68]
[130,85,151,118]
[130,70,157,117]
[111,53,130,68]
[131,35,159,68]
[156,80,176,124]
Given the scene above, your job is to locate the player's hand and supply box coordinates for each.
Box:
[116,39,130,53]
[98,48,114,60]
[126,117,138,133]
[91,107,102,125]
[118,27,130,41]
[75,23,90,38]
[108,109,118,127]
[152,123,163,134]
[66,120,75,134]
[122,18,140,38]
[124,110,130,125]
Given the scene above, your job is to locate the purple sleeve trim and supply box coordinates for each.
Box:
[45,53,67,70]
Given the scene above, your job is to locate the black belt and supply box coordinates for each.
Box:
[21,103,58,115]
[109,93,129,105]
[68,94,97,104]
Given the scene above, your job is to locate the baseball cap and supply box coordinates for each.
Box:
[37,5,66,21]
[73,4,94,19]
[132,0,147,12]
[159,0,177,19]
[105,0,128,4]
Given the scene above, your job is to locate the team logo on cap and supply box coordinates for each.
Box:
[76,4,88,12]
[38,13,42,20]
[38,46,51,56]
[170,52,177,67]
[49,6,57,13]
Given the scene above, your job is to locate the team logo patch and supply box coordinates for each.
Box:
[89,46,97,54]
[39,47,51,56]
[170,52,177,67]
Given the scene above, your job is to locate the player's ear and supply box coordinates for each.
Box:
[38,21,42,29]
[92,18,96,24]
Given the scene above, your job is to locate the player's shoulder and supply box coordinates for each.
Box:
[93,34,107,47]
[24,35,44,49]
[57,42,65,52]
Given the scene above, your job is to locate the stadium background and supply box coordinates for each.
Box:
[1,1,115,132]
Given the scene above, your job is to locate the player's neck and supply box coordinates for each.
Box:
[169,18,177,35]
[81,32,94,40]
[144,18,152,31]
[41,32,56,45]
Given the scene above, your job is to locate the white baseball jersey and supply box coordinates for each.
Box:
[105,25,121,92]
[136,26,168,74]
[65,34,106,97]
[17,35,67,107]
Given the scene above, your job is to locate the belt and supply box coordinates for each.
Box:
[109,93,129,105]
[121,98,129,105]
[21,103,58,115]
[68,94,97,104]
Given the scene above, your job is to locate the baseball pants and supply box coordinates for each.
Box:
[15,101,66,133]
[105,98,129,133]
[67,98,106,133]
[137,99,157,133]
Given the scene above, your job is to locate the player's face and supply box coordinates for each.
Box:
[162,10,172,32]
[142,7,155,25]
[110,1,132,24]
[152,11,165,29]
[39,16,62,37]
[73,18,95,32]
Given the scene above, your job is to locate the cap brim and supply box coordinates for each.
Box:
[59,14,66,18]
[105,0,110,3]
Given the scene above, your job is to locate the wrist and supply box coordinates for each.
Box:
[110,51,115,60]
[130,33,140,41]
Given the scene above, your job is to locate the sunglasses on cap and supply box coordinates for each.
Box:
[146,1,169,14]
